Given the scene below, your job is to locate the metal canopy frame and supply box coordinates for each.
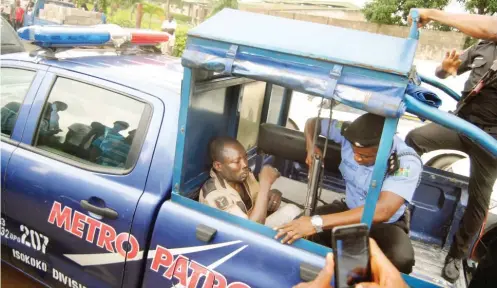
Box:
[175,8,422,224]
[173,8,497,288]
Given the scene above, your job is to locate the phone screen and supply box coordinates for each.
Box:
[335,233,370,288]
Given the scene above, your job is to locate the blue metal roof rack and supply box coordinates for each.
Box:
[181,9,420,119]
[187,8,417,76]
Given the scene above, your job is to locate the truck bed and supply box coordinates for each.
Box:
[411,241,465,288]
[272,177,466,288]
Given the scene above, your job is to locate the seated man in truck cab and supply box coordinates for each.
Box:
[275,113,422,274]
[200,137,302,228]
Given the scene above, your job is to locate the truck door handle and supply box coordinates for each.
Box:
[196,224,217,243]
[300,263,321,282]
[80,200,118,220]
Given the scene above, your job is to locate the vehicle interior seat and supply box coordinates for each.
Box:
[1,102,21,135]
[256,123,342,175]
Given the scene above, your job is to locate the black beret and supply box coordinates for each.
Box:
[342,113,385,147]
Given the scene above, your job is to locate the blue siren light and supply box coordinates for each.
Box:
[18,26,111,47]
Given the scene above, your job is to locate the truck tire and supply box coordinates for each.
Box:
[426,154,465,172]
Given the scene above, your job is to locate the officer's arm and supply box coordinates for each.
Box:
[304,117,320,152]
[321,192,404,229]
[305,117,344,149]
[420,9,497,42]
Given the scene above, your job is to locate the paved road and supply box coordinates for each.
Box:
[2,263,44,288]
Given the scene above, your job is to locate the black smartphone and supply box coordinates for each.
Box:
[332,223,372,288]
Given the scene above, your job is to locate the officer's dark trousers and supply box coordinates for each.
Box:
[405,123,497,259]
[312,200,415,274]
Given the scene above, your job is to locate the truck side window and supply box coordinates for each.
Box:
[0,68,36,137]
[266,85,285,125]
[33,77,148,172]
[236,81,266,150]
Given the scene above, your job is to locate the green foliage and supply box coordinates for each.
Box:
[363,0,402,25]
[142,2,164,18]
[172,25,188,57]
[464,36,479,49]
[142,2,164,28]
[99,0,108,12]
[171,12,191,23]
[363,0,450,28]
[209,0,238,18]
[458,0,497,15]
[76,0,89,7]
[111,17,134,27]
[107,6,171,30]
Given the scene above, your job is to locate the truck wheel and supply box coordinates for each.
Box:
[426,154,465,172]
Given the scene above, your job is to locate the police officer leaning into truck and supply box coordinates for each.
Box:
[405,9,497,283]
[275,113,423,275]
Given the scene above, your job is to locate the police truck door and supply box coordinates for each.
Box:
[3,68,164,288]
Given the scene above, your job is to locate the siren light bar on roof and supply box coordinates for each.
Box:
[17,25,170,48]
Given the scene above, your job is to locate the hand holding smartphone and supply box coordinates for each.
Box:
[332,223,372,288]
[294,229,408,288]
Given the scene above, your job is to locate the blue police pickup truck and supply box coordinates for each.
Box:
[2,9,497,288]
[23,0,103,27]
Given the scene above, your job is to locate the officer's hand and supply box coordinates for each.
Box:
[355,239,408,288]
[293,253,334,288]
[268,190,282,212]
[407,8,432,28]
[259,165,280,186]
[441,49,462,76]
[274,216,316,244]
[306,146,323,167]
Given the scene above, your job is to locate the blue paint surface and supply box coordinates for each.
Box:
[189,9,418,76]
[0,12,481,288]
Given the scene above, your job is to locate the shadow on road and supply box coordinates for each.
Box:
[1,263,44,288]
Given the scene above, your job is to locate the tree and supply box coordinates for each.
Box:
[209,0,237,18]
[142,2,164,28]
[458,0,497,15]
[363,0,450,27]
[457,0,497,48]
[98,0,108,12]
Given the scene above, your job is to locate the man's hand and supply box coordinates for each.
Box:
[306,146,323,167]
[440,49,462,77]
[274,216,316,244]
[259,165,280,187]
[407,8,497,42]
[293,253,334,288]
[408,8,433,28]
[356,239,408,288]
[268,190,282,212]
